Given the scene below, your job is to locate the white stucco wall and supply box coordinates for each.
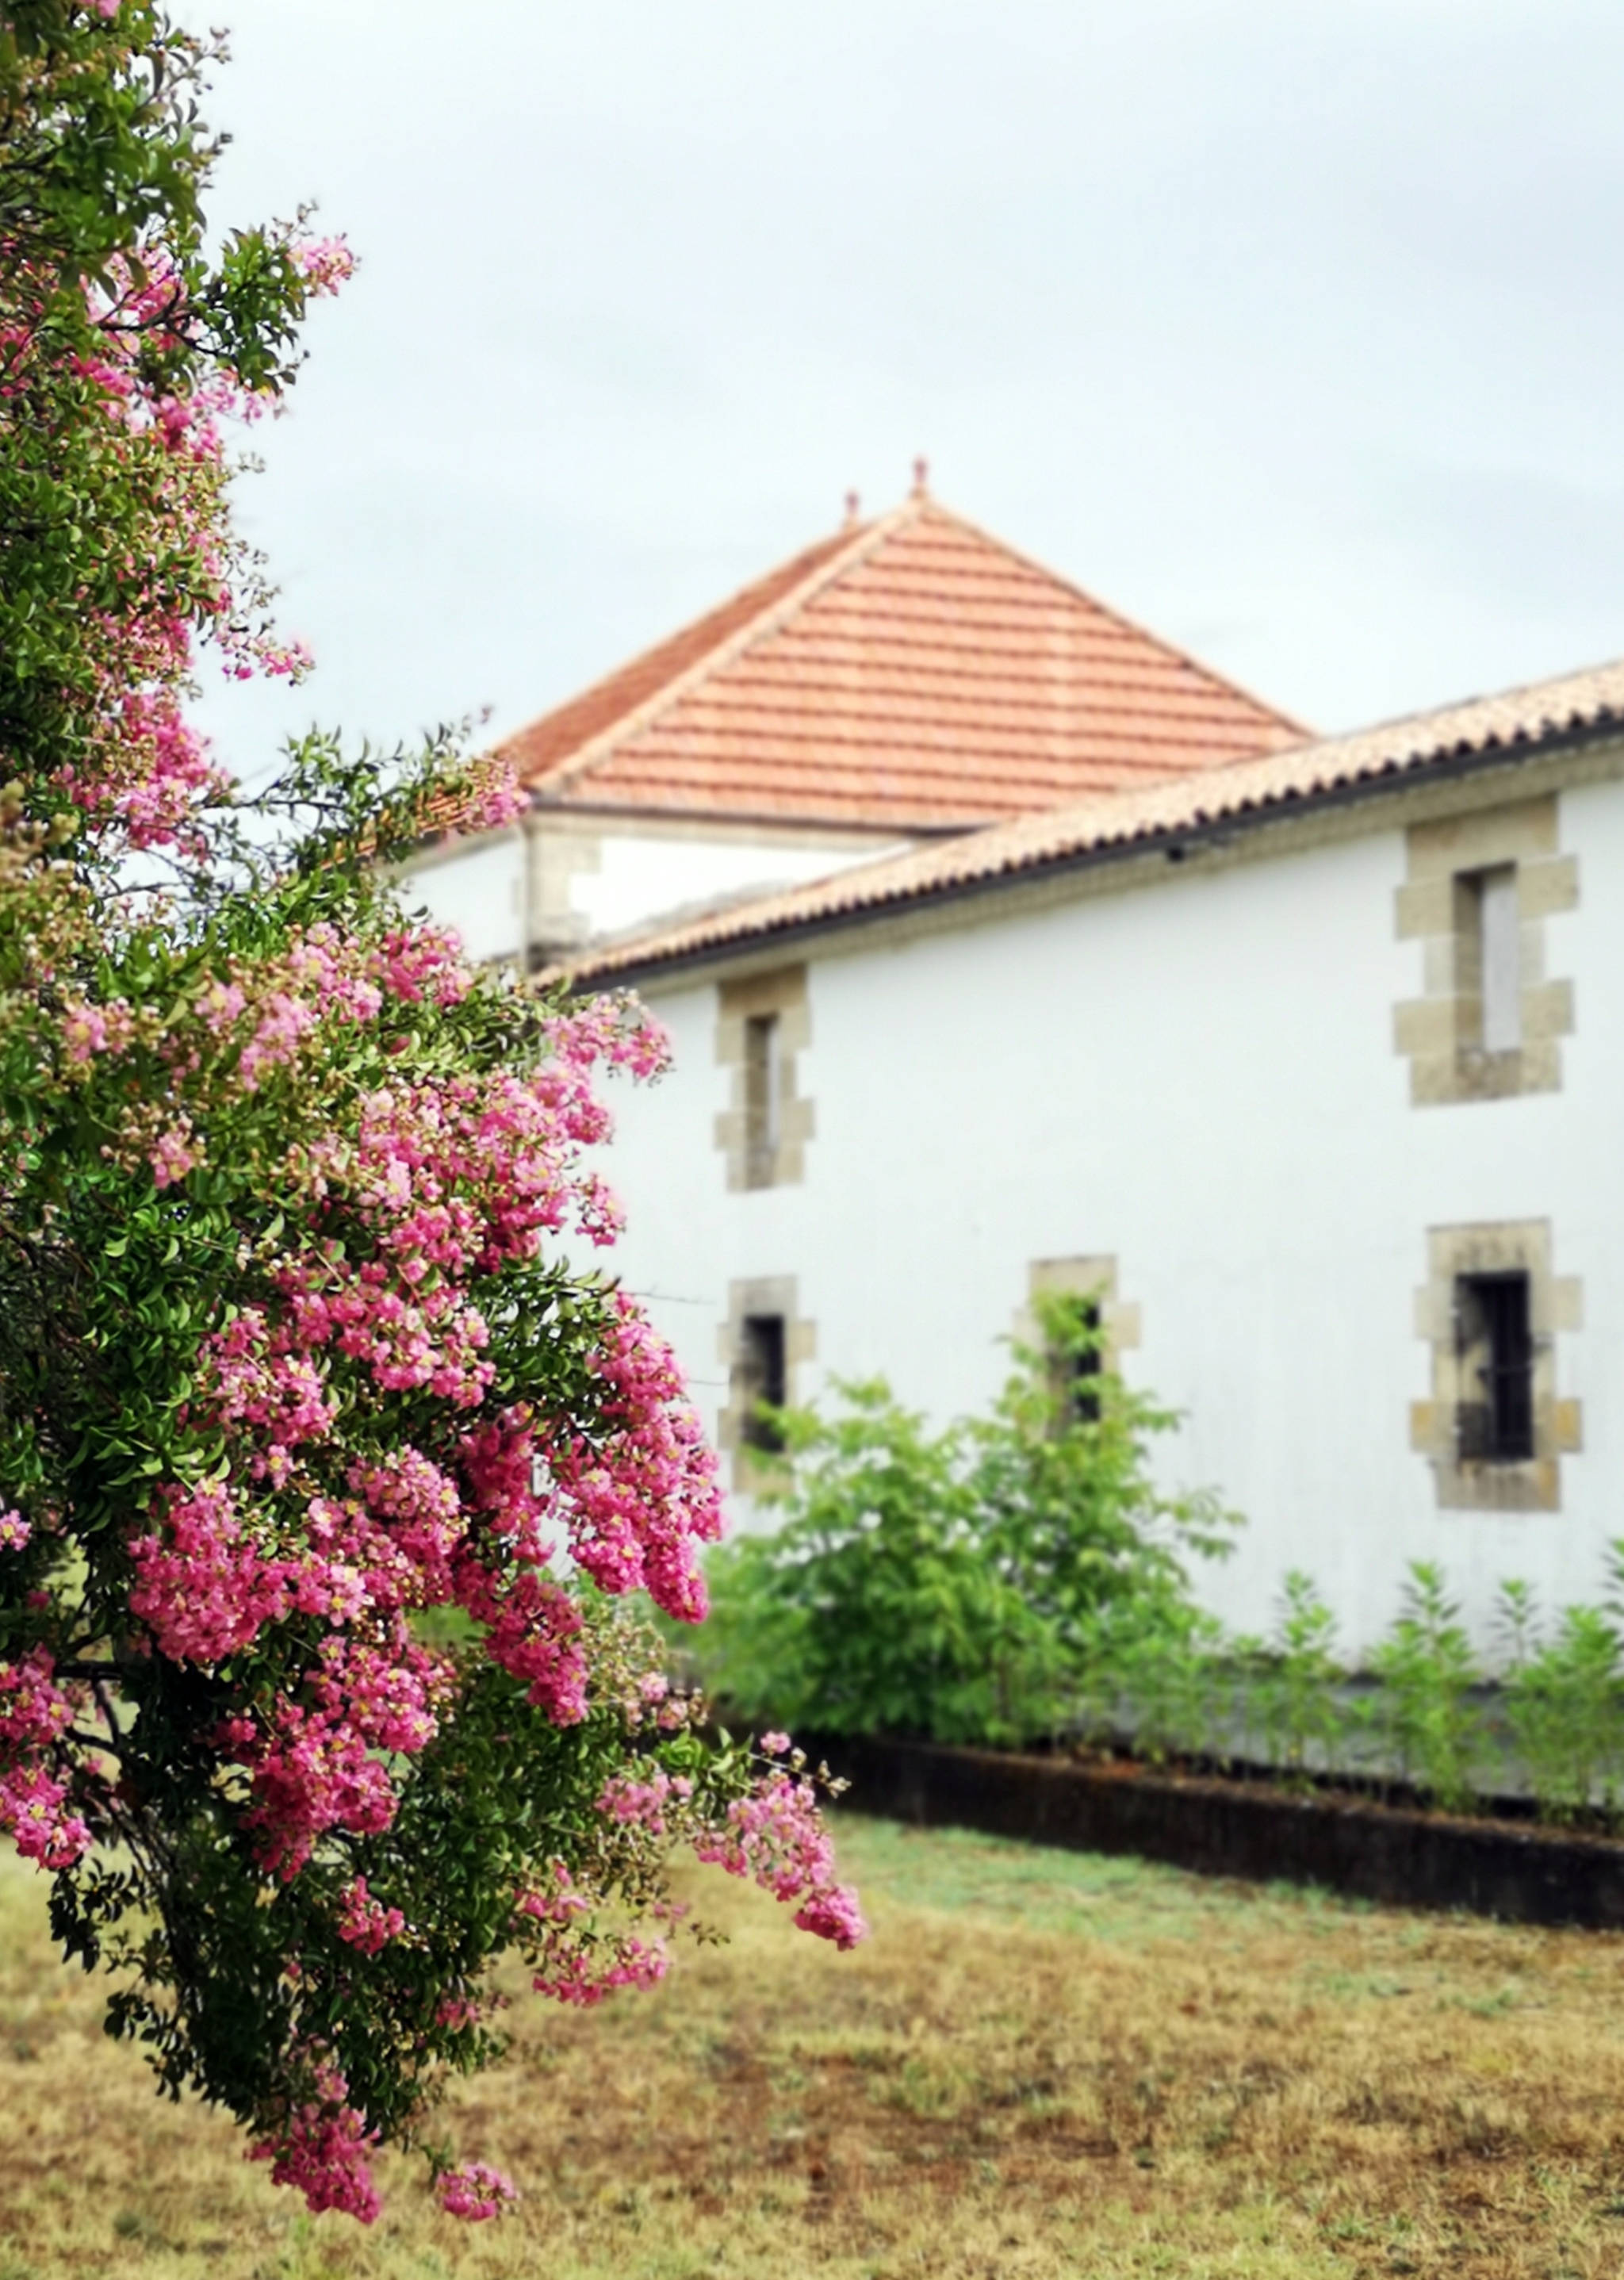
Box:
[594,769,1624,1662]
[399,820,903,960]
[399,833,526,964]
[572,832,899,943]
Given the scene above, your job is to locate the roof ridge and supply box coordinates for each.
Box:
[903,496,1312,744]
[524,496,927,803]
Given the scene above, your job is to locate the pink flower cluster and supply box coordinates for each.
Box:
[129,1481,300,1663]
[110,690,229,851]
[455,1558,588,1724]
[0,1648,90,1870]
[248,2051,380,2224]
[543,1295,722,1621]
[225,1630,450,1879]
[437,2162,518,2221]
[335,1875,405,1954]
[596,1766,693,1837]
[518,1863,671,2007]
[192,923,417,1093]
[692,1768,868,1951]
[596,1756,867,1952]
[149,1120,199,1189]
[33,223,350,863]
[291,236,357,293]
[60,997,135,1065]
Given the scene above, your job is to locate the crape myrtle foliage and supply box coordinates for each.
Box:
[0,0,861,2227]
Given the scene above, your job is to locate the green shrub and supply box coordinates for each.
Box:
[1235,1570,1350,1783]
[697,1379,1066,1745]
[694,1293,1235,1747]
[1367,1562,1482,1812]
[1497,1569,1624,1823]
[1080,1603,1230,1765]
[696,1295,1624,1823]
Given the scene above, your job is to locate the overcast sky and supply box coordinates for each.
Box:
[178,1,1624,780]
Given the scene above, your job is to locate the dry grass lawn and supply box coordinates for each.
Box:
[1,1814,1623,2278]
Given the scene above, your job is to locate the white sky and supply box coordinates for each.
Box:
[179,1,1624,778]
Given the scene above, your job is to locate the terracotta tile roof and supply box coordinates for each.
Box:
[499,489,1306,833]
[561,655,1624,986]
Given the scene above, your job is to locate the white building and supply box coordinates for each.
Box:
[563,659,1624,1661]
[403,477,1300,961]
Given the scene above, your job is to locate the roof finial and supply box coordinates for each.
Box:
[911,454,929,497]
[843,489,860,526]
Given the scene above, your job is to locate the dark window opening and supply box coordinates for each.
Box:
[743,1014,779,1187]
[740,1312,787,1453]
[1456,1270,1534,1463]
[1054,1300,1103,1426]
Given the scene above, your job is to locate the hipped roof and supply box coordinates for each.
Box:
[499,488,1304,833]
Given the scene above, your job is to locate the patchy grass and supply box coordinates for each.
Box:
[2,1816,1624,2277]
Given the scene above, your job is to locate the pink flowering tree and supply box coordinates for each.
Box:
[0,0,860,2225]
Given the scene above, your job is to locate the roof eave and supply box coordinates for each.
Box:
[565,711,1624,995]
[526,788,974,837]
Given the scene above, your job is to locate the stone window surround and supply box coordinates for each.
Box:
[716,1275,817,1493]
[1410,1218,1582,1513]
[1015,1255,1142,1384]
[1394,793,1578,1106]
[714,967,814,1191]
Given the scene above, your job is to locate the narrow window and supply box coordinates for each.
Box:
[1463,864,1521,1052]
[1455,1271,1534,1463]
[1063,1300,1104,1425]
[739,1312,787,1452]
[743,1013,779,1187]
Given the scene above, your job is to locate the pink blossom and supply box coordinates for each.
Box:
[60,997,135,1064]
[149,1121,199,1189]
[248,2052,380,2223]
[456,1561,588,1723]
[693,1768,868,1950]
[0,1650,90,1869]
[291,236,356,294]
[437,2162,518,2221]
[1,1765,92,1870]
[335,1876,406,1955]
[130,1481,291,1662]
[596,1767,693,1837]
[794,1883,868,1949]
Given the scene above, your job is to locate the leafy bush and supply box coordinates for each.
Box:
[1235,1570,1350,1782]
[699,1278,1624,1830]
[698,1381,1063,1745]
[1366,1562,1481,1811]
[1498,1558,1624,1822]
[1079,1602,1230,1765]
[1503,1608,1623,1820]
[696,1294,1235,1746]
[973,1294,1235,1644]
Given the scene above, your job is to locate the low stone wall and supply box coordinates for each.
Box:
[807,1734,1624,1929]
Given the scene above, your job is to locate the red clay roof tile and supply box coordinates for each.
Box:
[498,492,1305,831]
